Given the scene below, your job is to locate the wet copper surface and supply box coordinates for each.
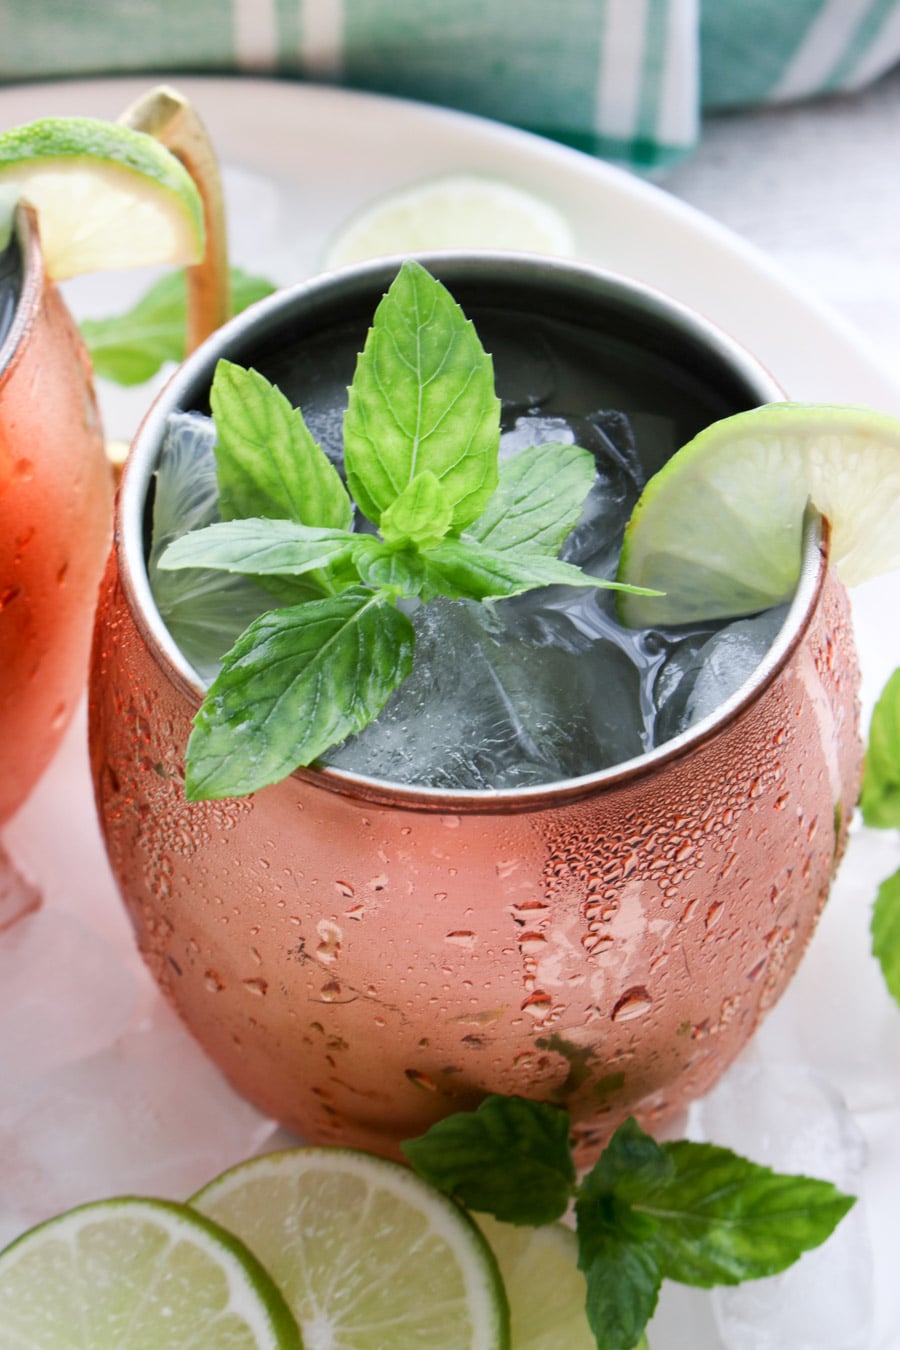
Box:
[89,551,861,1165]
[0,213,112,824]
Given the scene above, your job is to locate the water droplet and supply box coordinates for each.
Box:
[521,990,553,1018]
[405,1069,438,1092]
[705,900,725,930]
[518,931,547,953]
[242,978,268,997]
[444,930,476,948]
[611,987,653,1022]
[496,858,519,879]
[204,970,224,993]
[319,980,343,1002]
[334,879,354,898]
[316,919,342,963]
[441,815,461,829]
[0,585,21,611]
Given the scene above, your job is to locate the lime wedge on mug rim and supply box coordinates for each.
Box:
[0,116,204,280]
[192,1146,510,1349]
[617,401,900,627]
[0,1195,301,1348]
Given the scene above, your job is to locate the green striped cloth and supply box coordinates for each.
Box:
[2,1,899,168]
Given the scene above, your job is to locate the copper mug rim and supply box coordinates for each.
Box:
[115,251,824,814]
[0,205,42,384]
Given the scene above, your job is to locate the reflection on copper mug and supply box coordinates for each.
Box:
[88,255,861,1164]
[0,206,111,825]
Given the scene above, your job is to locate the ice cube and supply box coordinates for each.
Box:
[0,909,137,1086]
[325,596,646,788]
[0,993,278,1246]
[498,414,575,460]
[697,1062,873,1350]
[652,606,788,745]
[149,412,279,683]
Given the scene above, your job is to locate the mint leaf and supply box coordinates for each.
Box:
[861,667,900,828]
[211,361,353,530]
[81,267,275,385]
[467,442,597,555]
[351,539,427,597]
[872,866,900,1006]
[402,1095,575,1226]
[576,1225,662,1350]
[419,536,626,601]
[379,470,453,549]
[638,1139,856,1286]
[185,589,413,799]
[582,1117,673,1210]
[158,518,356,577]
[344,260,500,529]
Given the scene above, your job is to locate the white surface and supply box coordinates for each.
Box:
[1,74,899,1348]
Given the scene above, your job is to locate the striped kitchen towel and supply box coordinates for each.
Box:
[1,0,898,168]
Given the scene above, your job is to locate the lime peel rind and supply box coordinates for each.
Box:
[192,1145,511,1350]
[617,401,900,628]
[0,116,204,280]
[0,1195,302,1348]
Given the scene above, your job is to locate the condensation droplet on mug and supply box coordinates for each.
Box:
[316,919,342,963]
[242,977,268,997]
[334,879,354,899]
[611,987,653,1022]
[441,815,461,829]
[521,990,553,1018]
[319,980,343,1002]
[204,969,225,993]
[405,1068,439,1092]
[445,930,476,948]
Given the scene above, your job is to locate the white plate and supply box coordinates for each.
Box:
[1,77,898,1349]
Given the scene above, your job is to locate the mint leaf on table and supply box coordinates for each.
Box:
[402,1095,575,1226]
[404,1096,855,1350]
[642,1139,855,1286]
[861,667,900,828]
[343,258,500,530]
[211,361,353,530]
[466,441,598,555]
[184,589,413,800]
[872,867,900,1006]
[80,267,274,386]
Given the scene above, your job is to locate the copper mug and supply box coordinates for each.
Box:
[0,206,112,826]
[88,255,861,1164]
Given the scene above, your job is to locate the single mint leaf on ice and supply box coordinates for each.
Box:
[638,1139,856,1287]
[379,470,454,549]
[81,267,275,386]
[402,1095,576,1227]
[185,589,414,800]
[158,518,357,578]
[860,667,900,828]
[466,442,597,555]
[418,536,644,602]
[872,866,900,1007]
[343,260,500,530]
[211,360,353,530]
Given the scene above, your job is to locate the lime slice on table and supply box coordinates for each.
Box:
[192,1147,510,1349]
[0,1196,302,1348]
[616,402,900,628]
[324,174,574,268]
[0,116,204,280]
[474,1214,649,1350]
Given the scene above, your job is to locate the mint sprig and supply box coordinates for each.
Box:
[159,260,657,800]
[80,267,275,386]
[403,1097,855,1350]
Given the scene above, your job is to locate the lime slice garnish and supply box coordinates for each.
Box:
[0,1196,302,1348]
[324,174,574,268]
[616,401,900,628]
[192,1147,510,1350]
[0,116,204,280]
